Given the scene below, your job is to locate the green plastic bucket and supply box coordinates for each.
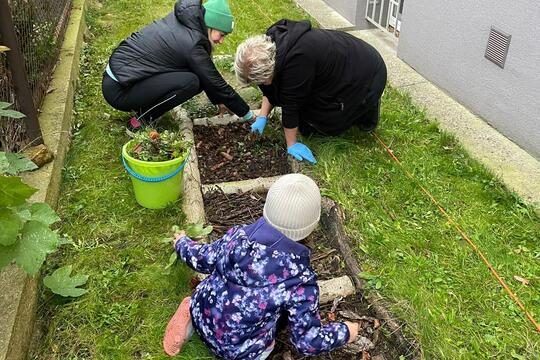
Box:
[122,141,189,209]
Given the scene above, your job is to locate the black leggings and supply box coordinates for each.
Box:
[102,72,201,122]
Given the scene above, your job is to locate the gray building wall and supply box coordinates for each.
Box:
[398,0,540,159]
[323,0,373,29]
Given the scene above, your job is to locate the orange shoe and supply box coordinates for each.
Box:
[163,297,192,356]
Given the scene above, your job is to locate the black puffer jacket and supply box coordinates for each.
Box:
[260,20,386,135]
[107,0,249,116]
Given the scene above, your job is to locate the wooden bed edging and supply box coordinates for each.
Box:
[321,197,421,358]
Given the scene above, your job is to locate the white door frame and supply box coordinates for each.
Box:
[388,0,402,31]
[365,0,403,33]
[365,0,388,32]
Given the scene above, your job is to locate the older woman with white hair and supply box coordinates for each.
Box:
[235,19,387,164]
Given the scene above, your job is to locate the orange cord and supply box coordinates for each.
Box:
[371,131,540,333]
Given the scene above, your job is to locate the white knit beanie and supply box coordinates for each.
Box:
[263,174,321,241]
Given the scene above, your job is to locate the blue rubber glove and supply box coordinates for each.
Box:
[287,143,317,164]
[250,116,267,135]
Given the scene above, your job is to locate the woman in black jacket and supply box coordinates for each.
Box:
[235,19,387,164]
[102,0,255,130]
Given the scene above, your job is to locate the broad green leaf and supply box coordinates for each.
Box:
[185,223,213,238]
[0,176,37,207]
[43,265,88,297]
[0,220,60,275]
[2,152,37,175]
[15,207,32,221]
[27,203,59,225]
[165,251,177,268]
[0,208,22,246]
[0,109,25,119]
[163,252,178,275]
[0,102,11,109]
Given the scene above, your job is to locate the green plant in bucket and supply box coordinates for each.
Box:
[123,129,191,209]
[128,129,191,162]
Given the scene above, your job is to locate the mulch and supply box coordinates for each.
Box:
[203,189,266,238]
[270,293,402,360]
[202,190,402,360]
[203,189,345,281]
[193,122,291,184]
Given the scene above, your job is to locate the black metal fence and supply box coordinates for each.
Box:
[0,0,72,152]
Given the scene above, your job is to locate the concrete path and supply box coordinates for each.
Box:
[294,0,540,211]
[294,0,355,30]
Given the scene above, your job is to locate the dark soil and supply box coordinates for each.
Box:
[202,190,403,359]
[203,189,266,238]
[204,189,345,281]
[271,294,403,360]
[193,122,291,184]
[304,230,347,281]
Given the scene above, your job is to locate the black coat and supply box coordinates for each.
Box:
[260,20,386,135]
[107,0,249,117]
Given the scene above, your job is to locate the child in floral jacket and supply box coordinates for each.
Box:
[163,174,359,359]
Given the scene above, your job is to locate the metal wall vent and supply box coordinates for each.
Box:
[485,26,511,69]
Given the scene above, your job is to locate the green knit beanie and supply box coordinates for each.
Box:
[203,0,234,34]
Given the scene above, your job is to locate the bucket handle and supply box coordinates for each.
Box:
[122,151,189,183]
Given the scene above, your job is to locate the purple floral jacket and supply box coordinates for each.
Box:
[175,217,349,359]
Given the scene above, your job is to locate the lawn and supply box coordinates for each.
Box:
[303,88,540,358]
[32,0,540,359]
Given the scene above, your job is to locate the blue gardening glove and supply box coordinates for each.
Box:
[251,116,267,135]
[287,142,317,164]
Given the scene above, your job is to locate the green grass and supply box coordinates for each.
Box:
[303,87,540,358]
[32,0,308,359]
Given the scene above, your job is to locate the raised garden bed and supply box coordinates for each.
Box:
[193,122,291,184]
[202,189,403,359]
[272,294,403,360]
[203,189,265,238]
[203,190,345,281]
[174,110,418,358]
